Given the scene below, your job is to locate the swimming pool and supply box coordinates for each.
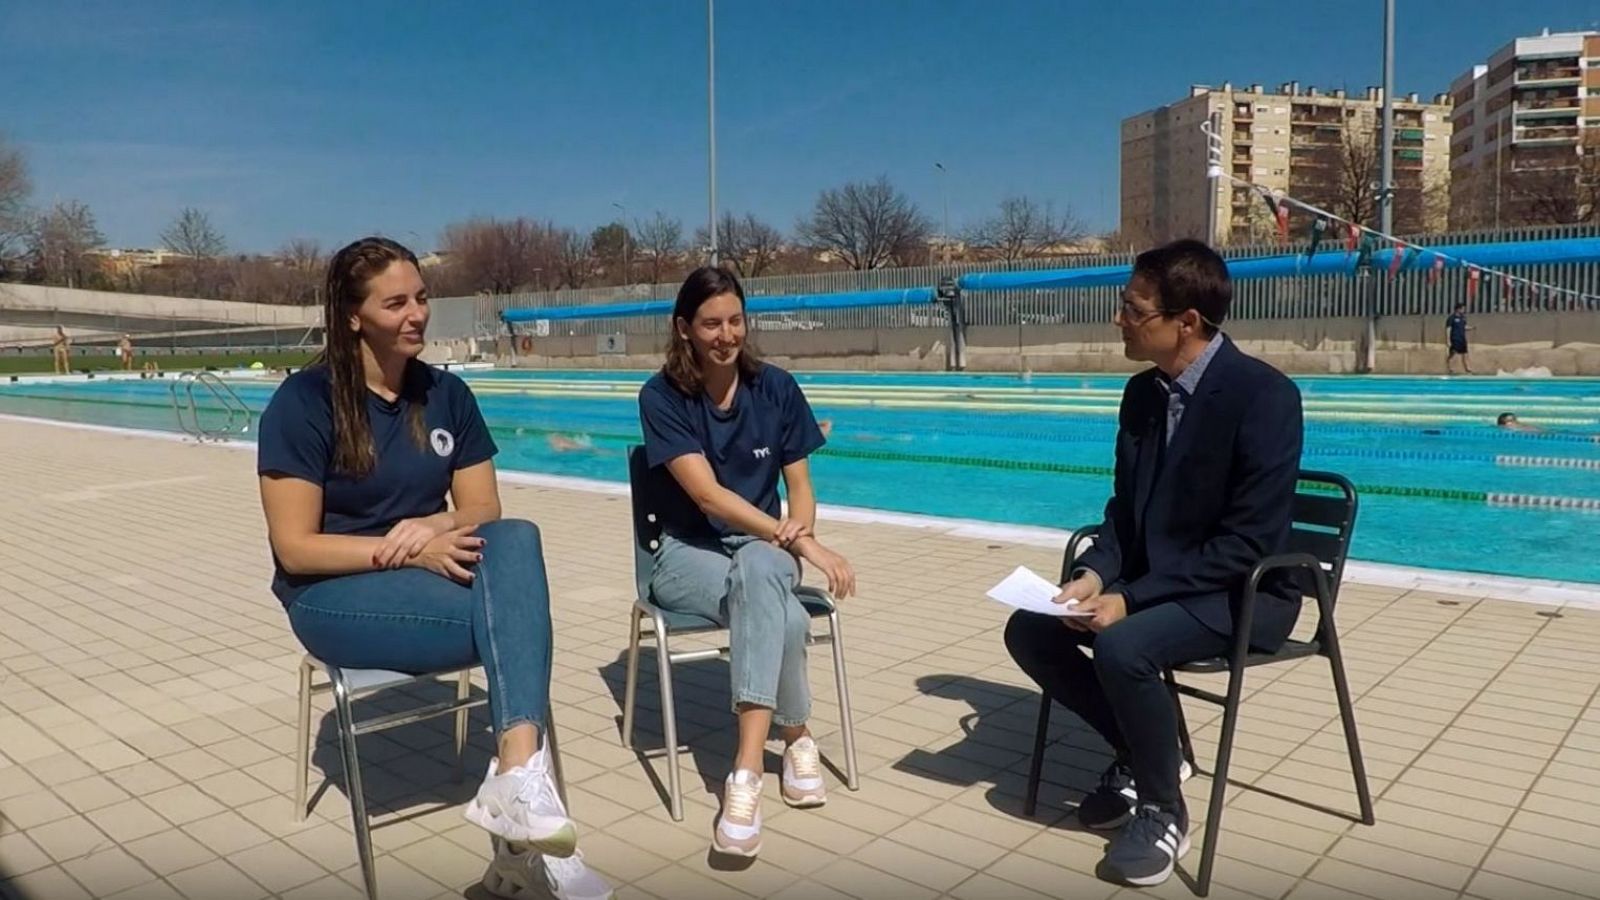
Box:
[4,368,1599,584]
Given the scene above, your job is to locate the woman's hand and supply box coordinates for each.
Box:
[406,526,484,584]
[373,514,453,569]
[793,537,856,600]
[771,518,812,548]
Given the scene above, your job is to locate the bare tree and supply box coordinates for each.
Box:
[796,176,932,270]
[555,229,599,288]
[1331,130,1380,228]
[1506,135,1600,226]
[589,222,630,284]
[632,212,683,285]
[439,217,561,294]
[277,239,324,304]
[695,212,784,278]
[28,200,105,287]
[0,135,30,271]
[964,196,1087,261]
[161,207,227,258]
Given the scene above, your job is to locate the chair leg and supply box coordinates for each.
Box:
[546,707,569,811]
[1165,668,1197,769]
[1195,664,1248,898]
[1023,693,1052,818]
[621,609,643,749]
[1323,633,1375,826]
[332,674,379,900]
[653,627,684,822]
[294,658,313,822]
[827,609,860,791]
[454,669,471,784]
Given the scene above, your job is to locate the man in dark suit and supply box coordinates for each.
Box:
[1004,239,1304,887]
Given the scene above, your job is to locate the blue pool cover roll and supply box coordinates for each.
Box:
[958,237,1600,291]
[500,237,1600,322]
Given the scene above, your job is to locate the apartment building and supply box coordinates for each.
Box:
[1449,29,1600,228]
[1122,82,1452,247]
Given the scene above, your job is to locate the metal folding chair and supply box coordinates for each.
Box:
[620,445,859,821]
[1023,471,1375,896]
[294,657,567,900]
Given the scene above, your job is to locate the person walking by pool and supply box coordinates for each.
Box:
[51,326,71,374]
[118,333,134,371]
[638,266,856,859]
[1004,240,1305,888]
[1446,303,1473,375]
[256,237,610,900]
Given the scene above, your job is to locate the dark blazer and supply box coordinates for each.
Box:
[1076,335,1305,652]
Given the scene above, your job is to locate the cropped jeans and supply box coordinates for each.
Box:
[651,534,812,726]
[283,519,553,736]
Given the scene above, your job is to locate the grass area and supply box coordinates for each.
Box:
[0,350,318,375]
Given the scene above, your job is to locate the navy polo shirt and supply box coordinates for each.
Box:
[639,363,826,541]
[256,363,497,602]
[1447,313,1469,348]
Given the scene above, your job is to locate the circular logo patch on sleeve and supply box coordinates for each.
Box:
[429,428,456,457]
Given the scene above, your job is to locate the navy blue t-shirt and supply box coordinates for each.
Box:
[639,364,825,541]
[1447,313,1469,347]
[257,363,498,601]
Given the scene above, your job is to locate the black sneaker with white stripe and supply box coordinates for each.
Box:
[1077,759,1194,831]
[1104,802,1190,886]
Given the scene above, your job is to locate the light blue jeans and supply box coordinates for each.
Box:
[651,534,811,726]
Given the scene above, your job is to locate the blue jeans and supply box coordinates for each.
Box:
[285,519,553,736]
[651,534,811,726]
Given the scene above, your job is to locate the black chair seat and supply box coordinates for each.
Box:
[1175,638,1320,674]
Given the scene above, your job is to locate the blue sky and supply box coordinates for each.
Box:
[3,0,1595,253]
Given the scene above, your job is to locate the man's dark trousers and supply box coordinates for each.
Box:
[1005,603,1226,810]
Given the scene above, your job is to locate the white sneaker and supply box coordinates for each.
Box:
[712,769,763,857]
[464,750,577,857]
[481,839,613,900]
[781,736,827,808]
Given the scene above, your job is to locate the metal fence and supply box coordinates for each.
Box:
[452,222,1600,338]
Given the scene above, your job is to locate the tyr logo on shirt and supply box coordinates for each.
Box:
[429,428,455,457]
[753,447,771,459]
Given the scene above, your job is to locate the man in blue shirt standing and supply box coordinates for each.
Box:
[1446,302,1473,375]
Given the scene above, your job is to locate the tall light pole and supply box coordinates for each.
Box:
[934,162,950,263]
[1377,0,1395,236]
[706,0,719,266]
[612,201,630,285]
[1359,0,1396,375]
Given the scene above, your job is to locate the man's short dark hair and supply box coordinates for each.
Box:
[1497,412,1516,425]
[1454,302,1467,311]
[1132,239,1231,335]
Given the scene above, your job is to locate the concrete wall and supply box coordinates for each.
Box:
[0,283,321,345]
[485,311,1600,375]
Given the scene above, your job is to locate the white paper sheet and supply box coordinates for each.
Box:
[986,566,1094,617]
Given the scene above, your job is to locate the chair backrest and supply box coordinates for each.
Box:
[1058,469,1359,645]
[628,445,699,603]
[1286,470,1360,636]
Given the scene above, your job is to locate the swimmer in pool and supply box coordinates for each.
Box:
[1496,413,1543,433]
[547,433,595,452]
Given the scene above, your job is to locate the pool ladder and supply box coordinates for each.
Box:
[169,371,253,441]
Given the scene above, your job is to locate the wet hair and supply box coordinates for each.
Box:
[1131,239,1232,336]
[316,236,427,477]
[1497,412,1517,426]
[662,266,762,395]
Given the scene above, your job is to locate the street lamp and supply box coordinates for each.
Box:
[612,202,630,286]
[706,0,719,266]
[934,162,950,263]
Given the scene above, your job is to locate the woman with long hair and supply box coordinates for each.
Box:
[256,237,609,900]
[638,266,856,857]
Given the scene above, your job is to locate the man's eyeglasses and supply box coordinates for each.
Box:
[1117,300,1165,325]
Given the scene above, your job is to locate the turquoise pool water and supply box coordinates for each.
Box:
[4,369,1599,584]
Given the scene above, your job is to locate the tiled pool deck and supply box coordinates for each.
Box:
[0,418,1596,900]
